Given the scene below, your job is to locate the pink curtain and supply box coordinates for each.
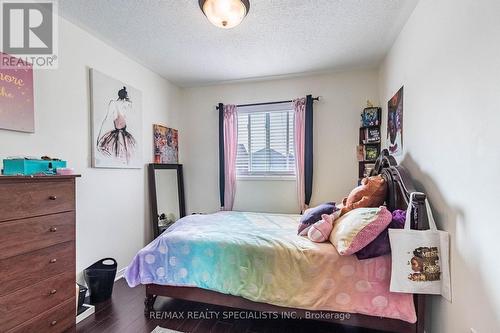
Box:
[293,98,307,213]
[223,104,238,211]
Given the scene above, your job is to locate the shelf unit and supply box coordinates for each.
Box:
[358,107,382,183]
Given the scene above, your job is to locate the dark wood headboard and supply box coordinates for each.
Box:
[373,149,427,333]
[373,149,429,231]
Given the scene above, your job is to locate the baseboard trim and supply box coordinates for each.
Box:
[114,267,126,282]
[76,304,95,324]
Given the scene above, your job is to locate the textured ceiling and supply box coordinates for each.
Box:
[60,0,418,87]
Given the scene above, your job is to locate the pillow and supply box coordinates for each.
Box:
[329,206,392,256]
[307,214,334,242]
[297,202,338,235]
[355,209,406,260]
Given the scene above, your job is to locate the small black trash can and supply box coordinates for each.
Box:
[83,258,117,304]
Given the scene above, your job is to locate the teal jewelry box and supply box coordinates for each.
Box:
[2,159,67,175]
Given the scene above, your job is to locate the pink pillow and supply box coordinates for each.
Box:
[307,214,334,242]
[329,206,392,255]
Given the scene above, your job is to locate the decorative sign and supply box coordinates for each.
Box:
[0,53,34,132]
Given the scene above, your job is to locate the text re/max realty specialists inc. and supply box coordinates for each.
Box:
[148,310,351,321]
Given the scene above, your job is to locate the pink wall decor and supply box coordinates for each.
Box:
[0,53,34,133]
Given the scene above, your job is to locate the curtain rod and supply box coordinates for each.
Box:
[216,96,321,110]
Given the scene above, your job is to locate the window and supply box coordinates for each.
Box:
[236,103,295,177]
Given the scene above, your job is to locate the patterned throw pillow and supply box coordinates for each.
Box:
[329,206,392,255]
[355,209,406,260]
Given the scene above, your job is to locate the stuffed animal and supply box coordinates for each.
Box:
[307,214,335,243]
[297,202,338,235]
[340,175,387,216]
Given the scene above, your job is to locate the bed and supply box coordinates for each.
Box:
[125,150,427,333]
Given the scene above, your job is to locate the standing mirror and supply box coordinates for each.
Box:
[148,164,186,238]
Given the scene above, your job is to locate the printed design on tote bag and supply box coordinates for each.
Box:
[408,247,441,282]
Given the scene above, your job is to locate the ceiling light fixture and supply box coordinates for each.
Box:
[199,0,250,29]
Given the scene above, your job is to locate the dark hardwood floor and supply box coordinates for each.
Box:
[76,279,387,333]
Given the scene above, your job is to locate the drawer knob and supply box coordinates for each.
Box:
[49,227,57,232]
[49,289,57,295]
[49,258,57,263]
[50,320,57,326]
[49,195,57,200]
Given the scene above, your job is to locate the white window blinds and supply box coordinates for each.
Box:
[236,103,295,177]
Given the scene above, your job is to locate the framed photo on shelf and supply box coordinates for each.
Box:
[362,163,376,178]
[361,107,380,127]
[365,145,379,161]
[357,145,365,161]
[366,128,381,143]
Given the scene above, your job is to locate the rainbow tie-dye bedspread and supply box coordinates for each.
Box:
[124,211,416,323]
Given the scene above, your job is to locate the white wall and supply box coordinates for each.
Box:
[181,70,379,214]
[0,17,182,281]
[378,0,500,332]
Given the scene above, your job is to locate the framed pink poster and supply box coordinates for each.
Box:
[0,53,34,132]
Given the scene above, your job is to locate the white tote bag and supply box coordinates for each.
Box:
[389,192,451,301]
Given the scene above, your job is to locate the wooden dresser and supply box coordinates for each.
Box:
[0,175,79,333]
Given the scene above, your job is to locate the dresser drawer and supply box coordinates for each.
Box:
[7,297,76,333]
[0,180,74,222]
[0,212,75,260]
[0,241,74,297]
[0,271,75,332]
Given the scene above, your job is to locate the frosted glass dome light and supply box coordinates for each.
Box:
[199,0,250,29]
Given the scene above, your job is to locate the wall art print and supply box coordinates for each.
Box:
[0,53,34,132]
[387,86,404,155]
[153,124,178,164]
[90,69,143,168]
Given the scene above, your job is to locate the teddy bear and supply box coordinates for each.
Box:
[340,175,387,216]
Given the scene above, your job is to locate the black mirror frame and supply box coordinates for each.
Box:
[148,163,186,239]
